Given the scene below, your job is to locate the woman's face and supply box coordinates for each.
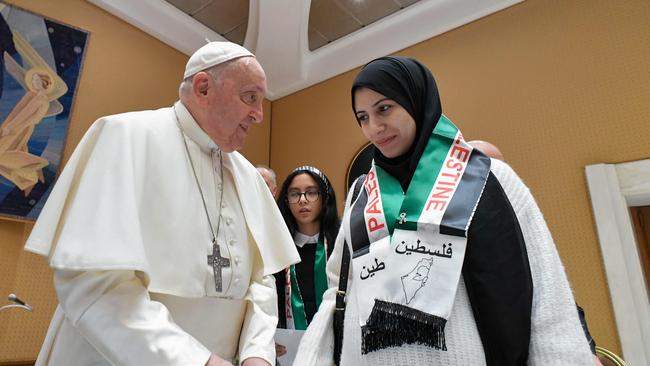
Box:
[354,87,417,158]
[287,173,323,228]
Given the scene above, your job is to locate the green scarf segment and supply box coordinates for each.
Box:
[377,115,459,233]
[289,236,328,330]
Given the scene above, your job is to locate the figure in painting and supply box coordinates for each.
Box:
[0,30,67,196]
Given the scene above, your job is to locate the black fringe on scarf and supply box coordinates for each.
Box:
[361,299,447,354]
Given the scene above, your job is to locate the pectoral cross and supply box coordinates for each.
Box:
[207,241,230,292]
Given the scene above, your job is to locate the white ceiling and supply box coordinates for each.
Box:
[87,0,523,100]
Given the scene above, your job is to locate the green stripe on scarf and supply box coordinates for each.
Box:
[314,237,328,309]
[378,115,458,233]
[289,237,328,330]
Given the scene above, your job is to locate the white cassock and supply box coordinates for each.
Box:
[24,101,300,365]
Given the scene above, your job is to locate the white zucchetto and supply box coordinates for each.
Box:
[183,41,254,79]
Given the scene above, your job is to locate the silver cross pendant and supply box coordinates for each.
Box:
[207,240,230,292]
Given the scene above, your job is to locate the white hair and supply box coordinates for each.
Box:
[256,165,277,183]
[178,56,253,98]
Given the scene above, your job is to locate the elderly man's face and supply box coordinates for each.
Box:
[201,57,267,152]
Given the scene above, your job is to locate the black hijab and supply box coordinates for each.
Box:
[351,56,441,190]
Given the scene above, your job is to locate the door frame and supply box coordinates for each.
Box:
[585,159,650,365]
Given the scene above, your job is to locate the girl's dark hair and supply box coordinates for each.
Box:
[277,166,340,250]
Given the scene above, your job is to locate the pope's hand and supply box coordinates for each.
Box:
[241,357,271,366]
[275,342,287,357]
[594,355,604,366]
[205,354,233,366]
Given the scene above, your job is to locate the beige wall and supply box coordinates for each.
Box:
[2,0,648,361]
[0,0,270,362]
[272,0,650,356]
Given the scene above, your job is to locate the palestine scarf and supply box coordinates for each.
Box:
[349,116,491,352]
[284,234,329,330]
[349,57,533,364]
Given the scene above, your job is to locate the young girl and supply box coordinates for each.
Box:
[294,57,594,365]
[275,166,340,330]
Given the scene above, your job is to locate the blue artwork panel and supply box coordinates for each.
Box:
[0,3,88,220]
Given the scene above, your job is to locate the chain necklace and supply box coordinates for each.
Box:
[173,107,229,292]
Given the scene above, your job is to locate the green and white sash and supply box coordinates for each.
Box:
[283,237,328,330]
[347,115,491,352]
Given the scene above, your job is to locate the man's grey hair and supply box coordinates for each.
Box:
[255,165,277,182]
[178,56,251,97]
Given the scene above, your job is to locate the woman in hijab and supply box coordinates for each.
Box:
[294,57,594,365]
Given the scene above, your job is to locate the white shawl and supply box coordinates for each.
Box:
[25,101,299,297]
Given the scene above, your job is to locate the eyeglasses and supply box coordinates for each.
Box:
[287,190,321,204]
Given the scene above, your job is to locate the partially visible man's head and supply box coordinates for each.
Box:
[180,42,267,153]
[256,165,277,198]
[468,140,505,161]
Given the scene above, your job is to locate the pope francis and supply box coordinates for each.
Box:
[24,42,300,366]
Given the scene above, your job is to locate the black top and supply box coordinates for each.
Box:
[275,242,332,328]
[461,172,533,365]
